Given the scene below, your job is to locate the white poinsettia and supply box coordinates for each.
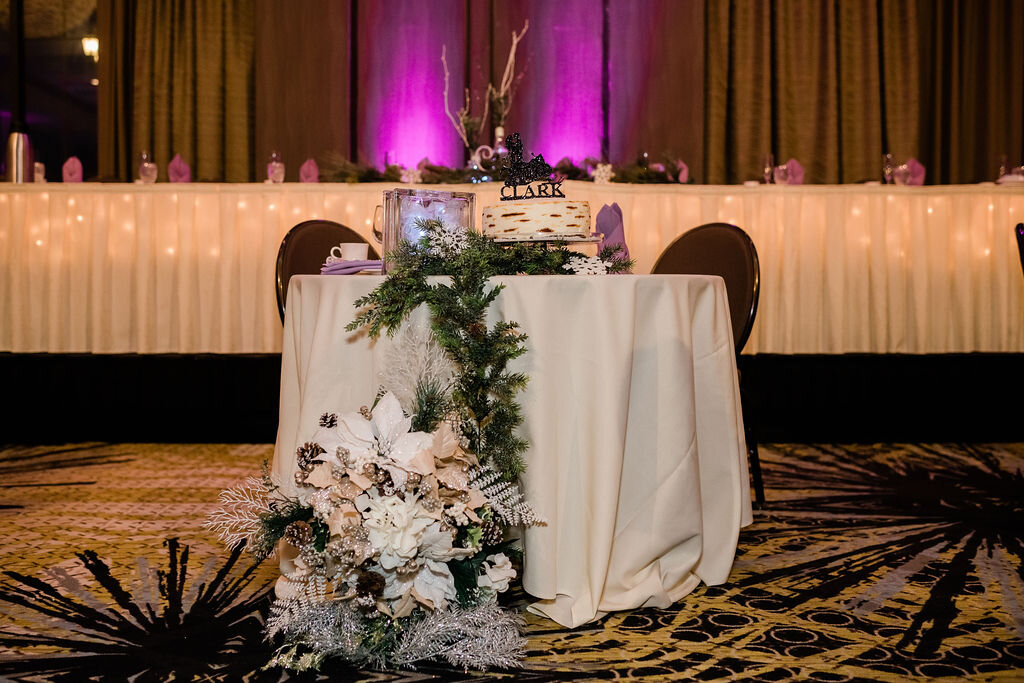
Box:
[414,559,458,609]
[310,392,436,487]
[477,553,516,594]
[419,520,475,562]
[356,489,434,570]
[383,558,458,611]
[371,393,436,488]
[311,412,377,469]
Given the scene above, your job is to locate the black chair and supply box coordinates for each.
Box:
[1016,223,1024,278]
[275,220,379,323]
[651,222,764,508]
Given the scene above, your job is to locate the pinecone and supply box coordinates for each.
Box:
[285,521,313,549]
[319,412,338,428]
[467,322,487,339]
[296,442,326,472]
[481,519,504,546]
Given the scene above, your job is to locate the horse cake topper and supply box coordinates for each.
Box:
[500,132,565,201]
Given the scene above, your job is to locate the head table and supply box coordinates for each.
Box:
[273,273,753,627]
[1,181,1022,354]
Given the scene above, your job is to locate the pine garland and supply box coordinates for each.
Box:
[348,220,631,482]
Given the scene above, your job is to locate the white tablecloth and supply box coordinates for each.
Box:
[2,182,1022,354]
[272,274,753,627]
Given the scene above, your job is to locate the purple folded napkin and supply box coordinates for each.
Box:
[168,154,191,183]
[320,259,382,275]
[676,160,689,183]
[62,156,83,182]
[906,157,925,185]
[785,158,804,185]
[300,158,319,183]
[596,203,629,261]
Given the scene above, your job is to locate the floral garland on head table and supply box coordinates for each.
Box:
[206,219,632,673]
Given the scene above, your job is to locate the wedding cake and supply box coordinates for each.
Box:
[483,132,591,241]
[482,200,591,240]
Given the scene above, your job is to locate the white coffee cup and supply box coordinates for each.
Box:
[330,243,369,261]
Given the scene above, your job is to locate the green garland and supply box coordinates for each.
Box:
[347,221,631,481]
[317,151,694,184]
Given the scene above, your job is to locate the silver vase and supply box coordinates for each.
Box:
[5,131,34,183]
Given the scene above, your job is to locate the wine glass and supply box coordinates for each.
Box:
[371,205,384,245]
[138,151,157,184]
[762,154,774,184]
[267,151,285,183]
[892,164,910,185]
[773,163,790,185]
[882,154,894,184]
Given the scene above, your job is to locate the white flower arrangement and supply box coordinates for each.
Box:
[211,387,542,670]
[592,162,615,184]
[400,167,423,184]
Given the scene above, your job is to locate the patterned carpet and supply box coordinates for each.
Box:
[1,442,1022,681]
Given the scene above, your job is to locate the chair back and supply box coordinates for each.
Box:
[651,222,760,353]
[275,220,379,322]
[1017,223,1024,278]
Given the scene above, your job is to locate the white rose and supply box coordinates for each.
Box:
[477,553,516,593]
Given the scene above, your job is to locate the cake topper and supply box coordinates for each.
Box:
[500,132,565,201]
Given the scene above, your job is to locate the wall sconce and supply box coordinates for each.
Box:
[81,35,99,62]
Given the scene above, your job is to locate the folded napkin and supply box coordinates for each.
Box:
[320,259,382,275]
[596,203,629,261]
[676,160,689,184]
[906,157,925,185]
[62,157,83,182]
[300,158,319,183]
[168,154,191,183]
[785,158,804,185]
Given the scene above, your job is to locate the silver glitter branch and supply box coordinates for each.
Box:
[203,477,271,550]
[391,602,526,669]
[470,464,546,528]
[266,598,526,671]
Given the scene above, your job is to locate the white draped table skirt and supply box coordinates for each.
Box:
[2,182,1021,354]
[272,274,753,627]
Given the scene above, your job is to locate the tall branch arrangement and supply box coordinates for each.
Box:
[442,21,529,152]
[488,21,529,130]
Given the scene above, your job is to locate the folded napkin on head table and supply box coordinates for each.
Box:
[168,154,191,183]
[596,203,630,261]
[676,160,689,184]
[62,157,83,182]
[906,158,925,185]
[320,259,382,275]
[785,158,804,185]
[300,158,319,183]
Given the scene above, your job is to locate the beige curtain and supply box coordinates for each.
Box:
[705,0,1024,185]
[131,0,253,182]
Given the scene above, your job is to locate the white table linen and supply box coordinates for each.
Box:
[272,274,753,627]
[2,182,1022,354]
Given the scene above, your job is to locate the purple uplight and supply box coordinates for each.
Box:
[504,1,603,163]
[358,1,466,169]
